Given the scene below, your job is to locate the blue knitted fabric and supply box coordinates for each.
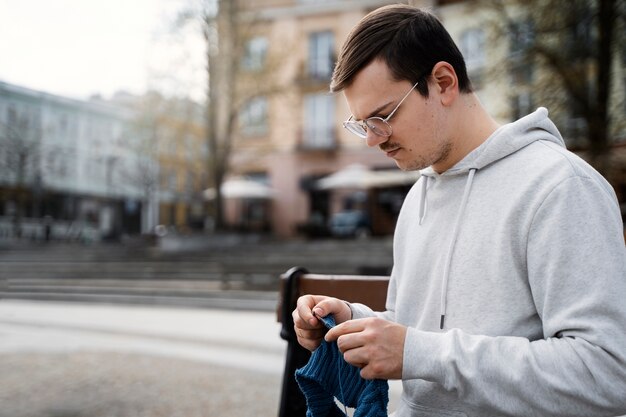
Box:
[295,315,389,417]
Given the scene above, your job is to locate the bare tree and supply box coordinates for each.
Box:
[466,0,625,178]
[126,91,207,233]
[123,92,169,234]
[204,0,234,231]
[177,0,292,230]
[0,112,42,237]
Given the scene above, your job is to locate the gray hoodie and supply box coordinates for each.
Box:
[350,108,626,417]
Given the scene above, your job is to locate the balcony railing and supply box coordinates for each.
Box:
[296,127,339,152]
[295,60,336,87]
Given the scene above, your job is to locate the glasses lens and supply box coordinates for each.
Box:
[343,121,367,139]
[365,118,392,137]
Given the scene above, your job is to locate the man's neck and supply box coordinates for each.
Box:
[432,93,500,173]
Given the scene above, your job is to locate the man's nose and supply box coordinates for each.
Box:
[365,131,388,148]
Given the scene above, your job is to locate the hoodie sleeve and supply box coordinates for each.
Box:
[349,266,398,322]
[403,175,626,416]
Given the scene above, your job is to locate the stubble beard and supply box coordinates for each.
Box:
[394,139,453,172]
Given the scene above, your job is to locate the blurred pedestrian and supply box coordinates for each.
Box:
[43,215,53,242]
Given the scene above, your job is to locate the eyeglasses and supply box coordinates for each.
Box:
[342,81,419,139]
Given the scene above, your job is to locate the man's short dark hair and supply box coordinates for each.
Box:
[330,4,473,96]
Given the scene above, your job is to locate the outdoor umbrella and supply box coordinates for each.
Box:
[203,178,276,200]
[316,164,420,190]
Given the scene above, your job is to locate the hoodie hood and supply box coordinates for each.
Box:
[416,107,566,329]
[420,107,565,178]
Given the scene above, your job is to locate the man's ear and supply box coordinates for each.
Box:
[430,61,459,106]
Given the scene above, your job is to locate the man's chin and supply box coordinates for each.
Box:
[395,160,422,172]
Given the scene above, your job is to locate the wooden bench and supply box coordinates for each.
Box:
[277,266,390,417]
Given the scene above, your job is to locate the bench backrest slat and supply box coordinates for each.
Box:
[277,267,390,417]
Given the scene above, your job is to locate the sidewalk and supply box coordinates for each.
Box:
[0,351,282,417]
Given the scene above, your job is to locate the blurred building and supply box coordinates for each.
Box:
[223,0,626,237]
[223,0,427,238]
[0,83,209,241]
[0,81,153,241]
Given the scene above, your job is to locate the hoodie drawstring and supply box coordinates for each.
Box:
[439,168,476,330]
[418,176,429,225]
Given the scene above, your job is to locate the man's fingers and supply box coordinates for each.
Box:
[296,327,325,341]
[295,295,321,328]
[293,319,326,352]
[292,308,310,329]
[291,295,356,353]
[325,318,367,342]
[342,346,369,369]
[310,299,340,322]
[294,295,351,329]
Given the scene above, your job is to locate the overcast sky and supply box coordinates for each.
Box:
[0,0,206,101]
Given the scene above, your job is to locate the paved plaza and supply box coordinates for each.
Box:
[0,352,281,417]
[0,300,285,417]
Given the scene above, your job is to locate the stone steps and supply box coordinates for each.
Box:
[0,236,394,309]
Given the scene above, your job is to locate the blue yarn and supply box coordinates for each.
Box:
[295,315,389,417]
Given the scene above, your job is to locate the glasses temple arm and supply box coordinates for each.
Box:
[385,81,419,121]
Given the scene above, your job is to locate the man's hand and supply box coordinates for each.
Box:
[292,295,352,351]
[325,317,406,380]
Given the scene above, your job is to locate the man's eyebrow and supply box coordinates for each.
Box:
[361,101,394,120]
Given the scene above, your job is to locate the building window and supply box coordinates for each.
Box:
[169,138,178,155]
[241,36,268,71]
[308,31,334,79]
[169,170,178,192]
[622,48,626,113]
[564,97,588,145]
[565,4,593,60]
[509,19,534,58]
[186,171,195,194]
[459,28,486,89]
[240,96,268,136]
[7,105,17,126]
[186,135,195,160]
[303,93,335,149]
[159,169,168,189]
[511,91,533,120]
[59,114,68,133]
[509,19,535,85]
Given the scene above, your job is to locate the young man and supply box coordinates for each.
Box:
[293,4,626,417]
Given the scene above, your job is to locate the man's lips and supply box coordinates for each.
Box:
[383,147,400,157]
